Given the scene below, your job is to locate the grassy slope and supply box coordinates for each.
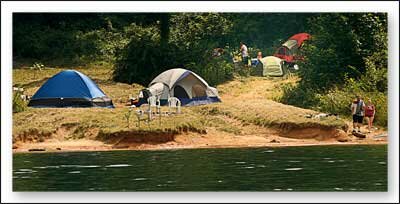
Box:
[214,76,347,130]
[12,67,348,144]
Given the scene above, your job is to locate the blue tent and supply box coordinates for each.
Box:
[28,70,114,108]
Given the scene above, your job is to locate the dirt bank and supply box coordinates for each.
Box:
[12,124,387,153]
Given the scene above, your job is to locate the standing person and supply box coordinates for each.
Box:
[351,95,366,133]
[252,51,263,66]
[365,98,376,133]
[257,51,263,60]
[240,42,249,67]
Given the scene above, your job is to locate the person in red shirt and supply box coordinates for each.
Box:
[365,98,376,133]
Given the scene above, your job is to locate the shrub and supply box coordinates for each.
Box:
[279,83,320,109]
[279,13,388,127]
[13,92,27,113]
[113,13,235,86]
[317,89,387,127]
[112,24,164,85]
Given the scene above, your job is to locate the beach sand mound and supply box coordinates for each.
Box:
[281,127,348,141]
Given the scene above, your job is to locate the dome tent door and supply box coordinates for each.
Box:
[173,85,190,98]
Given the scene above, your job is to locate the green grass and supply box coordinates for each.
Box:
[12,67,348,143]
[195,101,348,132]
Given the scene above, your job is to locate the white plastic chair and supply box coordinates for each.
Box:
[130,105,150,128]
[168,97,181,114]
[147,96,160,120]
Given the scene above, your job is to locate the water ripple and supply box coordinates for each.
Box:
[33,166,48,169]
[15,169,37,174]
[60,165,101,168]
[133,178,147,181]
[19,169,34,172]
[285,168,303,171]
[105,164,132,168]
[43,165,60,168]
[60,165,79,168]
[77,165,100,168]
[14,171,35,174]
[263,150,275,153]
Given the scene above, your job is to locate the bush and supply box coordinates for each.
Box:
[279,83,319,109]
[279,13,388,127]
[187,54,234,87]
[280,63,388,127]
[75,27,132,63]
[317,89,387,127]
[112,24,174,85]
[13,92,27,113]
[113,13,235,86]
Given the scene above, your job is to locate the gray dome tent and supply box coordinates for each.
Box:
[137,68,220,106]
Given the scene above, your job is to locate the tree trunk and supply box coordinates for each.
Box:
[160,13,170,49]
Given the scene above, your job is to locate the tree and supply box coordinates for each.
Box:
[113,13,234,86]
[298,13,366,91]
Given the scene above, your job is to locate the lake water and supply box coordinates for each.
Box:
[13,145,387,191]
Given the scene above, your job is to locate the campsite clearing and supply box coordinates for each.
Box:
[12,67,387,152]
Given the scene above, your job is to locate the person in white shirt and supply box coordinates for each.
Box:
[351,95,366,133]
[240,42,249,67]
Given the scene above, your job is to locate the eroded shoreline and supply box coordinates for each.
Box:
[13,127,387,154]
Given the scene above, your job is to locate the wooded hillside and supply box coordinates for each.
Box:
[13,13,388,126]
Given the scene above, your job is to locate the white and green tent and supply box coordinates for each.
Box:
[252,56,285,77]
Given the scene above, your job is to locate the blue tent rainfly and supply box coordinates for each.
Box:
[28,70,114,108]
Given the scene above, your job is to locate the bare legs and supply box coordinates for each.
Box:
[367,116,374,132]
[353,122,362,132]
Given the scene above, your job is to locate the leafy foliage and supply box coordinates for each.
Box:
[13,92,27,113]
[280,13,388,126]
[112,24,164,85]
[113,13,234,86]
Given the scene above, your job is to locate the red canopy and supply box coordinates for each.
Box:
[288,33,311,47]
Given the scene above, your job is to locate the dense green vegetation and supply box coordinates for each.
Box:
[13,13,312,85]
[13,13,388,126]
[278,13,388,126]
